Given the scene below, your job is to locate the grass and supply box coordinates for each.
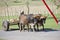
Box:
[0,39,4,40]
[44,13,60,30]
[0,14,60,30]
[0,38,5,40]
[45,18,60,29]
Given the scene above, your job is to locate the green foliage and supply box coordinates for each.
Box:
[52,0,60,9]
[49,0,60,9]
[0,38,6,40]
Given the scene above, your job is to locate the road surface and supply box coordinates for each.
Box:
[0,29,60,40]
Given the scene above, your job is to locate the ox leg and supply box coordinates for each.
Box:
[30,23,35,32]
[18,23,20,30]
[36,24,39,31]
[22,25,25,32]
[42,24,44,31]
[27,24,29,32]
[33,25,35,32]
[19,23,21,32]
[19,23,22,32]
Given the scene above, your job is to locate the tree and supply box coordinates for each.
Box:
[3,0,9,19]
[26,0,29,14]
[53,0,60,9]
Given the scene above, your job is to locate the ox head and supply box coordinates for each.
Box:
[20,11,24,15]
[40,16,47,24]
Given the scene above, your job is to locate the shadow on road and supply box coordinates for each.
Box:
[8,28,60,32]
[35,28,59,32]
[9,28,19,31]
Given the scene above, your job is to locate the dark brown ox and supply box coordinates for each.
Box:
[35,15,47,31]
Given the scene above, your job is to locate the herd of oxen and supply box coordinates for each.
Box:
[18,11,47,32]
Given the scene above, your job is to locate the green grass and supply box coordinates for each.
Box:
[0,14,60,30]
[44,14,60,30]
[0,38,6,40]
[45,17,60,29]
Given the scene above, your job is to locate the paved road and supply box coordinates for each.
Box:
[0,29,60,40]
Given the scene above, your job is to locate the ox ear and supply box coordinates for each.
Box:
[21,11,24,15]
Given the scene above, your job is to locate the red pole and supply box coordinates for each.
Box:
[42,0,58,24]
